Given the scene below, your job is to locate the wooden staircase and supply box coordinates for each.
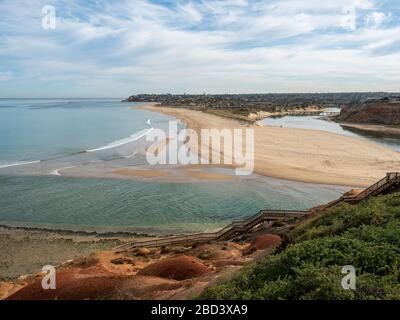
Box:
[116,172,400,250]
[342,172,400,204]
[116,210,308,250]
[311,172,400,211]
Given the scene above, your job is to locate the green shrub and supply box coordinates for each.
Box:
[199,192,400,300]
[291,193,400,242]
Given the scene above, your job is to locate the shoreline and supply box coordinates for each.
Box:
[0,220,217,239]
[201,106,325,123]
[2,102,398,288]
[0,225,125,282]
[41,163,242,183]
[0,223,156,239]
[339,122,400,139]
[137,104,400,187]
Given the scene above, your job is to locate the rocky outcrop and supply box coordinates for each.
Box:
[1,234,284,300]
[248,234,282,251]
[6,266,125,300]
[336,97,400,125]
[137,256,211,281]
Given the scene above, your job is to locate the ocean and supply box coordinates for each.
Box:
[0,99,347,234]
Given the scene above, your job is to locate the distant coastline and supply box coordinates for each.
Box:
[331,96,400,138]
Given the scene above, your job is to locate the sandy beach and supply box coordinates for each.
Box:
[140,104,400,187]
[339,123,400,138]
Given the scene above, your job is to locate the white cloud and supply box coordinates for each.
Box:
[0,0,399,97]
[178,3,203,23]
[364,11,390,28]
[56,19,126,42]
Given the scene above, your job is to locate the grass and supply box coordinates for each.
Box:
[199,192,400,300]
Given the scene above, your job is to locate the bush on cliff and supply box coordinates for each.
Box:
[199,192,400,300]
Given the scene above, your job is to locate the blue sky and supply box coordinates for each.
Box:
[0,0,399,98]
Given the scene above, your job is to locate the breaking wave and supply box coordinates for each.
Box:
[0,160,41,169]
[0,120,153,169]
[86,121,153,153]
[51,165,77,176]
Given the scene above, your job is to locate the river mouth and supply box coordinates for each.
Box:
[259,109,400,152]
[0,100,353,234]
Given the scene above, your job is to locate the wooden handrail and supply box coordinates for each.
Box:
[347,172,400,201]
[115,173,400,250]
[116,210,308,250]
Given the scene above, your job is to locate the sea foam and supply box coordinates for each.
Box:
[51,165,77,176]
[86,122,153,153]
[0,160,41,169]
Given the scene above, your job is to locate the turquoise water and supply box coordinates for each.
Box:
[0,175,345,234]
[0,99,174,165]
[0,99,347,234]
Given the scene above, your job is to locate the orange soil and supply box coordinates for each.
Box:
[137,255,211,281]
[3,240,272,300]
[249,234,282,251]
[6,266,126,300]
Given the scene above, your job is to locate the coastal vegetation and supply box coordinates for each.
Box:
[199,192,400,300]
[122,93,394,110]
[200,107,255,122]
[125,93,400,126]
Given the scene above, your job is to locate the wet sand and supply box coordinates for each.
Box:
[114,169,169,178]
[183,170,235,181]
[0,225,128,281]
[112,166,237,181]
[139,104,400,187]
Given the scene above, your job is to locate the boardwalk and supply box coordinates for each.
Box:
[116,210,308,250]
[317,172,400,210]
[343,172,400,204]
[117,172,400,250]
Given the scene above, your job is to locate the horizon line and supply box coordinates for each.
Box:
[1,91,400,100]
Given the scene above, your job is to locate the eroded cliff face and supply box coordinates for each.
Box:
[337,97,400,125]
[1,233,284,300]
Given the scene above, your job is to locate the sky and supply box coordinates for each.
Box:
[0,0,399,98]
